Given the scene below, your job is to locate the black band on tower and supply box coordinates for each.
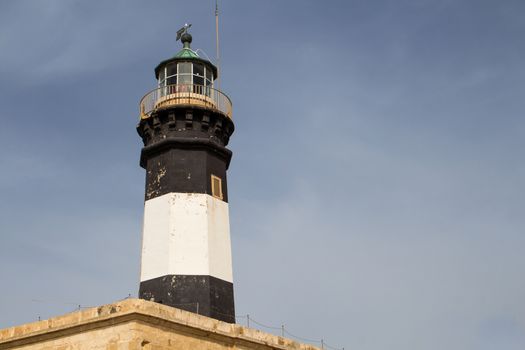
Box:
[139,275,235,323]
[140,138,231,202]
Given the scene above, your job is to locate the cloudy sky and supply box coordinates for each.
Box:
[1,1,524,349]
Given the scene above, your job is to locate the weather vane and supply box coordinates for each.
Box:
[176,23,192,41]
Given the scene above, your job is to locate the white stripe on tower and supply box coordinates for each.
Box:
[140,192,233,283]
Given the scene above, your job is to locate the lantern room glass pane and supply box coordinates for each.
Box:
[178,62,191,74]
[159,67,166,81]
[167,76,177,85]
[206,68,212,81]
[166,63,176,77]
[178,74,191,84]
[194,75,204,86]
[193,63,204,77]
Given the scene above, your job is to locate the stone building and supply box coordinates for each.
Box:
[0,299,318,350]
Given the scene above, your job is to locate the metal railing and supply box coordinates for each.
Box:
[139,84,232,119]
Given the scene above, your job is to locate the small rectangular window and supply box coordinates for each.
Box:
[211,175,223,200]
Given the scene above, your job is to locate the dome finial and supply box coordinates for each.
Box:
[176,23,193,48]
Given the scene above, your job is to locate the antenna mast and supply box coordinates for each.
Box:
[215,0,221,90]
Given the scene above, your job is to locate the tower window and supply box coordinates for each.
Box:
[211,175,223,200]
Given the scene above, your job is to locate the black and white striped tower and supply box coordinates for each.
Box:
[137,27,235,323]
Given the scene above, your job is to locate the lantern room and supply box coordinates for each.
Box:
[139,31,231,120]
[154,32,217,88]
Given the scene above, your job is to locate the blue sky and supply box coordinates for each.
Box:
[1,1,524,349]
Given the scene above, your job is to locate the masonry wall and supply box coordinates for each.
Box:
[0,299,318,350]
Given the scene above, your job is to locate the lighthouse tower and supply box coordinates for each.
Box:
[137,27,235,323]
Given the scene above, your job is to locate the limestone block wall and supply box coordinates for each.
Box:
[0,299,319,350]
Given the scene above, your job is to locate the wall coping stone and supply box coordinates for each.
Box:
[0,298,319,350]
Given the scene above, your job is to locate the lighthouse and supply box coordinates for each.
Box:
[137,26,235,323]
